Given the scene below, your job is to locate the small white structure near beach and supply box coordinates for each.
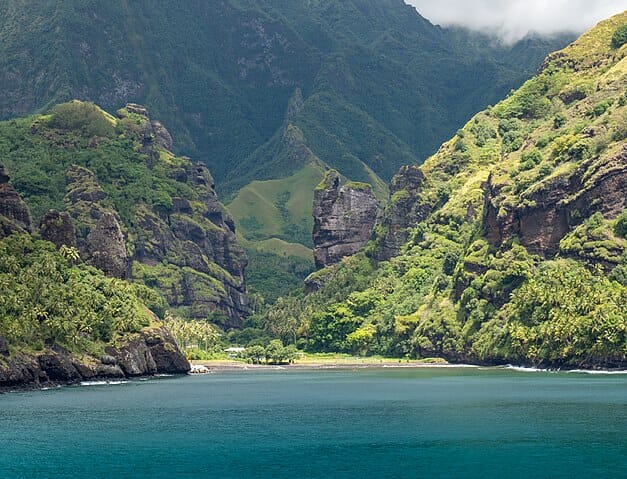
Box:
[225,347,246,358]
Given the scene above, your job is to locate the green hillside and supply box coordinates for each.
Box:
[261,12,627,368]
[0,0,571,185]
[0,0,573,292]
[0,101,248,325]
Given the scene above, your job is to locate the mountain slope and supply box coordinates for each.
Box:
[0,101,249,326]
[0,0,574,294]
[264,12,627,368]
[0,0,568,182]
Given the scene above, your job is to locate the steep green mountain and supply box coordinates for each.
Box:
[0,0,569,179]
[263,12,627,368]
[0,101,248,326]
[0,0,574,274]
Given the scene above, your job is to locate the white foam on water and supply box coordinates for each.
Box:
[567,369,627,375]
[80,380,128,386]
[503,365,552,372]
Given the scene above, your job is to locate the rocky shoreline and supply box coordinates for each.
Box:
[0,326,190,393]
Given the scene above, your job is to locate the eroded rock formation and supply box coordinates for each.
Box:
[64,165,130,278]
[312,170,379,268]
[373,165,432,260]
[483,145,627,256]
[0,327,190,390]
[0,164,33,238]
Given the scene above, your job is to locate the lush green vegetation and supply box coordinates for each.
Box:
[257,13,627,368]
[611,24,627,48]
[245,248,314,304]
[0,100,245,326]
[0,101,191,224]
[0,0,570,185]
[0,0,572,272]
[0,234,157,354]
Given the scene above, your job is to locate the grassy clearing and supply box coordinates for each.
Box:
[227,162,325,246]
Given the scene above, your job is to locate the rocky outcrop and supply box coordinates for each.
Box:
[64,165,130,278]
[0,326,190,391]
[117,104,249,325]
[312,170,379,268]
[483,145,627,256]
[374,165,431,260]
[131,162,249,325]
[2,103,249,326]
[0,164,33,238]
[39,210,76,248]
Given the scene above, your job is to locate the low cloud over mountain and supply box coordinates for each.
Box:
[408,0,627,43]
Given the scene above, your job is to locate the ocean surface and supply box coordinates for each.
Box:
[1,367,626,478]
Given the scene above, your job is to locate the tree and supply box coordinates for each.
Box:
[264,339,284,364]
[611,25,627,49]
[236,345,264,364]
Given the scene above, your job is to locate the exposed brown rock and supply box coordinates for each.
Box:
[312,170,379,268]
[130,162,249,326]
[37,352,82,382]
[374,165,431,260]
[104,326,190,377]
[483,145,627,256]
[39,210,76,248]
[0,164,33,238]
[0,326,190,391]
[64,165,130,278]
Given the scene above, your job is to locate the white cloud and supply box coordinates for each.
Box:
[406,0,627,43]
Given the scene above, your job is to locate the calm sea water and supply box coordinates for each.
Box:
[0,367,626,478]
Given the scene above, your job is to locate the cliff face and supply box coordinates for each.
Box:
[124,105,249,325]
[312,170,379,268]
[63,165,130,278]
[0,326,189,390]
[374,165,432,260]
[132,161,248,325]
[484,145,627,256]
[0,164,33,237]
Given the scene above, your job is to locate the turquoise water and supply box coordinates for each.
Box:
[0,367,626,478]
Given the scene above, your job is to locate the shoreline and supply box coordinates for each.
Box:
[190,359,627,374]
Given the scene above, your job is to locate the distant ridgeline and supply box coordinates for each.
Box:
[267,13,627,369]
[0,0,575,297]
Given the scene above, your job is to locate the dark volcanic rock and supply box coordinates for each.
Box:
[130,161,249,326]
[87,212,129,278]
[39,210,76,248]
[0,164,33,238]
[105,337,157,377]
[483,145,627,256]
[38,353,81,382]
[374,165,431,261]
[312,170,379,268]
[105,326,190,377]
[0,336,9,356]
[0,355,43,387]
[64,165,130,278]
[141,327,191,374]
[1,325,189,390]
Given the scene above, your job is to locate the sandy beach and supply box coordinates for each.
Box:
[189,357,474,372]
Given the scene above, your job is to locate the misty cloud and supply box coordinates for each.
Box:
[406,0,627,43]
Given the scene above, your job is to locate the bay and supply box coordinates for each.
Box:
[1,367,625,478]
